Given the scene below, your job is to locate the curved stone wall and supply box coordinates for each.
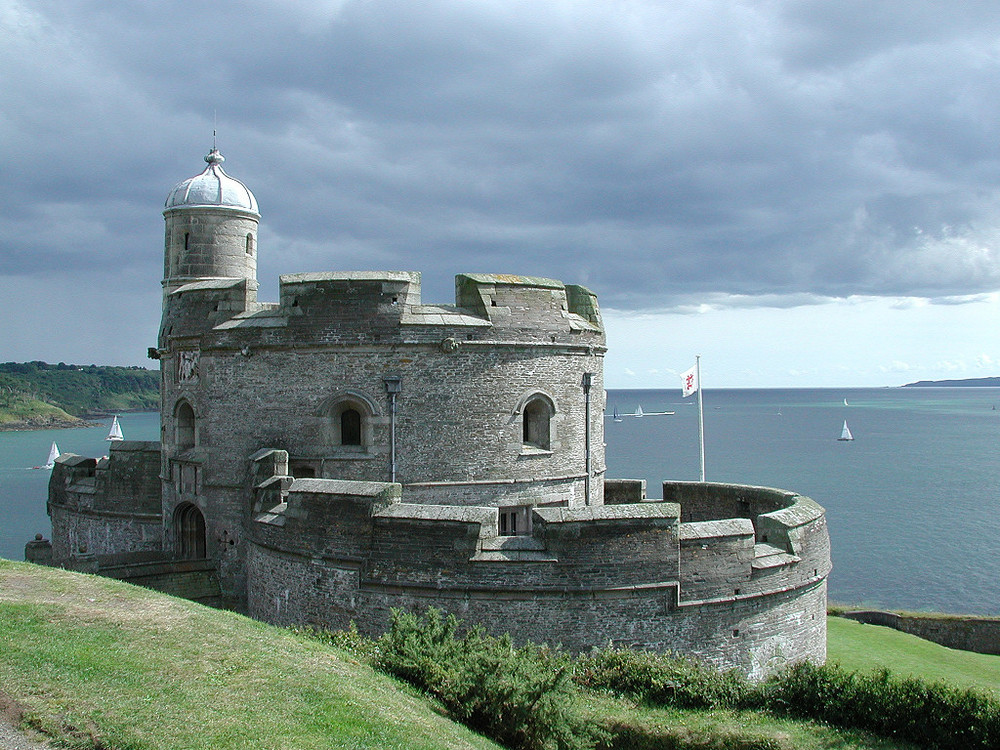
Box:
[245,475,830,677]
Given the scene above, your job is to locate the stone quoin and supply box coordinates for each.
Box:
[35,148,831,679]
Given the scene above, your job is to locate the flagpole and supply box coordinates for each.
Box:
[696,355,705,482]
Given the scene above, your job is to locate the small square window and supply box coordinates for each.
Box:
[499,507,532,536]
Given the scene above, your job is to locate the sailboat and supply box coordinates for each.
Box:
[606,405,675,419]
[106,415,124,441]
[843,398,849,406]
[34,441,60,469]
[838,420,854,441]
[635,405,674,416]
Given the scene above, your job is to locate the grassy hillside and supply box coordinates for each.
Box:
[0,561,500,750]
[0,561,933,750]
[828,616,1000,695]
[0,361,158,427]
[0,394,82,429]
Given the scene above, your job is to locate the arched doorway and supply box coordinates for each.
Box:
[175,502,207,559]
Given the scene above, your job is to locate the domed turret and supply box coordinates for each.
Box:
[165,148,259,215]
[162,147,260,301]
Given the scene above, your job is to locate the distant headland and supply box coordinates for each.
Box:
[902,376,1000,388]
[0,361,158,431]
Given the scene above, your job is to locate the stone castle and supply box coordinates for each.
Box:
[35,148,831,679]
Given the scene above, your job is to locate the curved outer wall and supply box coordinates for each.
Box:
[245,478,829,679]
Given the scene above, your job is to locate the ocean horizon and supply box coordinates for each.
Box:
[3,386,998,616]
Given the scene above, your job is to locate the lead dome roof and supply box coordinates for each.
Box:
[164,148,259,215]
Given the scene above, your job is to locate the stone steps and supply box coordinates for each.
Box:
[751,542,800,570]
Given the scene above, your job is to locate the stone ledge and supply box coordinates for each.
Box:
[535,503,680,524]
[679,518,754,540]
[470,550,559,562]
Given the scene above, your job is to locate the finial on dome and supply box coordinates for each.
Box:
[205,147,225,165]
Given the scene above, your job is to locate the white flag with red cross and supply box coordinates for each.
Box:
[681,364,699,397]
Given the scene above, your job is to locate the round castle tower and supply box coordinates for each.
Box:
[162,147,259,297]
[155,149,609,599]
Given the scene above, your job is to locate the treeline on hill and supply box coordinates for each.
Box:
[308,608,1000,750]
[0,361,159,420]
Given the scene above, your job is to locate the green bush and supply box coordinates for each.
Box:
[759,661,1000,749]
[304,615,1000,749]
[376,608,596,750]
[575,646,754,710]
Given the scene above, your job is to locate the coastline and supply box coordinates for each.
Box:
[0,408,155,433]
[0,417,98,432]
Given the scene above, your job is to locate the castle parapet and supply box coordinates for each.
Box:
[162,278,257,343]
[664,482,830,603]
[47,443,163,563]
[663,481,797,524]
[252,474,401,560]
[278,271,422,321]
[455,273,602,332]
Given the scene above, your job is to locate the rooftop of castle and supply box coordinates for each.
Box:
[164,148,259,215]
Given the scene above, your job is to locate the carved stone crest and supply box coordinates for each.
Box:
[177,350,199,382]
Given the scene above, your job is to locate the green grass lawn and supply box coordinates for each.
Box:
[827,615,1000,695]
[0,560,501,750]
[571,691,920,750]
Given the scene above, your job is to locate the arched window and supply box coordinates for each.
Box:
[175,400,196,450]
[320,392,377,450]
[341,408,362,445]
[175,502,206,559]
[522,395,553,450]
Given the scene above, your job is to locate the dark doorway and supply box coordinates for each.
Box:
[176,502,207,559]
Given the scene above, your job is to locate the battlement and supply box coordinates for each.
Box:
[278,271,423,316]
[455,273,602,330]
[247,458,825,605]
[47,442,163,563]
[166,271,604,344]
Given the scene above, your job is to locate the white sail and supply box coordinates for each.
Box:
[106,415,124,441]
[44,442,59,469]
[838,420,854,441]
[635,405,644,417]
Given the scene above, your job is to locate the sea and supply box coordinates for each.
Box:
[2,389,999,616]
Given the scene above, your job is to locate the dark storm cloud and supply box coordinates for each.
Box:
[3,0,1000,315]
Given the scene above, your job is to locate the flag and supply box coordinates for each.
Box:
[681,364,699,397]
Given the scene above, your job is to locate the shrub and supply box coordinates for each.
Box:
[376,608,595,750]
[760,661,1000,749]
[575,646,754,710]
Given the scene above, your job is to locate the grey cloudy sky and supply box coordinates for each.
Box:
[2,0,999,386]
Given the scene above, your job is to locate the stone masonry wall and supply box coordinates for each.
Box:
[47,446,163,563]
[247,535,826,679]
[157,273,608,601]
[246,478,829,678]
